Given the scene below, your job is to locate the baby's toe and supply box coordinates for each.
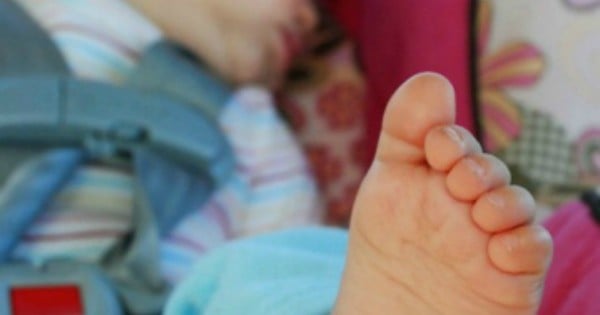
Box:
[489,225,553,274]
[446,153,511,201]
[472,185,535,233]
[424,125,482,171]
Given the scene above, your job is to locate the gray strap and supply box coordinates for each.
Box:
[97,147,214,314]
[0,76,234,187]
[134,148,213,236]
[102,156,168,314]
[0,147,205,314]
[0,0,69,75]
[0,4,234,312]
[0,72,230,315]
[0,146,49,188]
[0,149,82,260]
[127,41,230,121]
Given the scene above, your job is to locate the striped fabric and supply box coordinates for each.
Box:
[12,166,135,264]
[16,0,161,82]
[11,0,321,282]
[161,88,321,282]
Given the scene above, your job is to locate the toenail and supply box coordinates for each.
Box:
[465,158,485,178]
[443,126,464,146]
[487,194,505,208]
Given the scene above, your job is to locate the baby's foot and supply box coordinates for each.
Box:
[333,73,552,315]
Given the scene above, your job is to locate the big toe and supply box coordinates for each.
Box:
[376,72,457,165]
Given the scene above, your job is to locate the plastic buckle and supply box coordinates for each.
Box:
[0,76,235,186]
[0,261,122,315]
[83,123,148,164]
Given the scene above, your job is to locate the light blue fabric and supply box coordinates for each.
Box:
[165,228,348,315]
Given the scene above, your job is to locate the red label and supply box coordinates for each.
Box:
[10,285,83,315]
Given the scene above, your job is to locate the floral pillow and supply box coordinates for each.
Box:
[478,0,600,215]
[277,16,368,226]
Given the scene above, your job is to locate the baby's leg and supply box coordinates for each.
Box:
[334,73,552,314]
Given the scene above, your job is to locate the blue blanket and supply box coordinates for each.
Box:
[165,227,348,315]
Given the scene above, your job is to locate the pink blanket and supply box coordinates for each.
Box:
[541,201,600,315]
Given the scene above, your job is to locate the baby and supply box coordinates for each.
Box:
[12,0,553,314]
[128,2,552,313]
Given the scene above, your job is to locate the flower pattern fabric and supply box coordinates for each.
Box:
[278,37,368,225]
[477,0,600,215]
[478,0,545,152]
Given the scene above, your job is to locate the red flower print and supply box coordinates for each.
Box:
[317,82,364,130]
[305,145,342,188]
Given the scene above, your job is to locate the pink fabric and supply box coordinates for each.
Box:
[320,0,361,41]
[541,201,600,315]
[331,0,476,164]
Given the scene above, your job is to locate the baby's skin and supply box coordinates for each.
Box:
[126,0,317,88]
[333,73,553,314]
